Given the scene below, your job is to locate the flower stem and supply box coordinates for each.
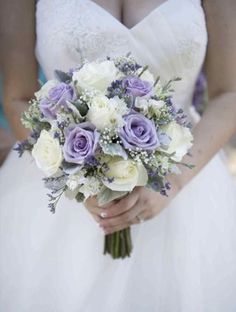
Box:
[103,227,132,259]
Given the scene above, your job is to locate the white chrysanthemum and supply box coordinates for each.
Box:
[135,98,149,114]
[79,177,103,199]
[149,99,165,110]
[66,170,88,191]
[135,98,165,117]
[148,99,165,117]
[66,176,80,191]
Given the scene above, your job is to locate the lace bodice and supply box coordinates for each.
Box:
[36,0,207,120]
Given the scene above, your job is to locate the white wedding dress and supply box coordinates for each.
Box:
[1,0,236,311]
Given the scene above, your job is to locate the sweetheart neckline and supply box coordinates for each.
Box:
[88,0,170,31]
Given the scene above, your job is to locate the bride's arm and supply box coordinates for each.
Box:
[0,0,38,140]
[85,0,236,234]
[174,0,236,190]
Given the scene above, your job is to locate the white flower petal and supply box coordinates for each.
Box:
[32,130,62,176]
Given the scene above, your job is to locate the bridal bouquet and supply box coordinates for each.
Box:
[16,55,193,259]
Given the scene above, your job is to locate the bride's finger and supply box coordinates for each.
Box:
[100,189,139,219]
[91,213,102,224]
[84,197,114,217]
[102,209,149,234]
[84,196,97,207]
[85,205,116,220]
[99,200,142,229]
[103,215,143,234]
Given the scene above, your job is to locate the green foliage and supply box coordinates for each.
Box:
[100,142,128,160]
[21,99,50,131]
[75,192,85,203]
[54,70,71,83]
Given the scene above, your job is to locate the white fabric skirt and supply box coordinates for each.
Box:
[0,150,236,312]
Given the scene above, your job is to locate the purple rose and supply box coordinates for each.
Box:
[40,82,74,119]
[122,76,152,97]
[119,112,160,151]
[63,122,99,164]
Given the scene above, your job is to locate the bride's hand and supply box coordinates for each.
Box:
[85,182,179,234]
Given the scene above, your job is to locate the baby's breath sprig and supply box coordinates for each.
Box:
[128,147,156,166]
[99,127,120,146]
[21,99,49,131]
[78,89,97,104]
[149,103,175,125]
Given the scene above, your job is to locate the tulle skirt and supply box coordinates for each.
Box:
[0,150,236,312]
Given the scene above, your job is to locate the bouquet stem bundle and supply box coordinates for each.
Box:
[104,227,132,259]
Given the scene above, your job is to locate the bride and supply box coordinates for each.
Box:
[1,0,236,311]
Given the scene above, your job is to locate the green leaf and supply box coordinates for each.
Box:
[71,100,89,117]
[75,192,85,203]
[138,65,149,77]
[154,76,160,86]
[179,162,195,169]
[101,143,128,160]
[97,186,128,206]
[54,70,71,83]
[66,101,86,121]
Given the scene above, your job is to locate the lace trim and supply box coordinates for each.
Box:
[174,1,207,73]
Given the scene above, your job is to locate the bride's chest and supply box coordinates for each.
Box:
[91,0,170,30]
[36,0,207,79]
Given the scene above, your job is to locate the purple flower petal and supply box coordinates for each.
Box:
[39,82,74,119]
[63,122,99,165]
[119,112,160,151]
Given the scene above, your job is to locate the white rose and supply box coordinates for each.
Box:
[162,121,193,162]
[32,130,62,176]
[72,60,118,92]
[103,158,148,192]
[87,95,128,130]
[34,80,58,100]
[137,68,155,85]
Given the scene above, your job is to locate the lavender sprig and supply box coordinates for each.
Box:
[47,187,67,214]
[14,140,33,157]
